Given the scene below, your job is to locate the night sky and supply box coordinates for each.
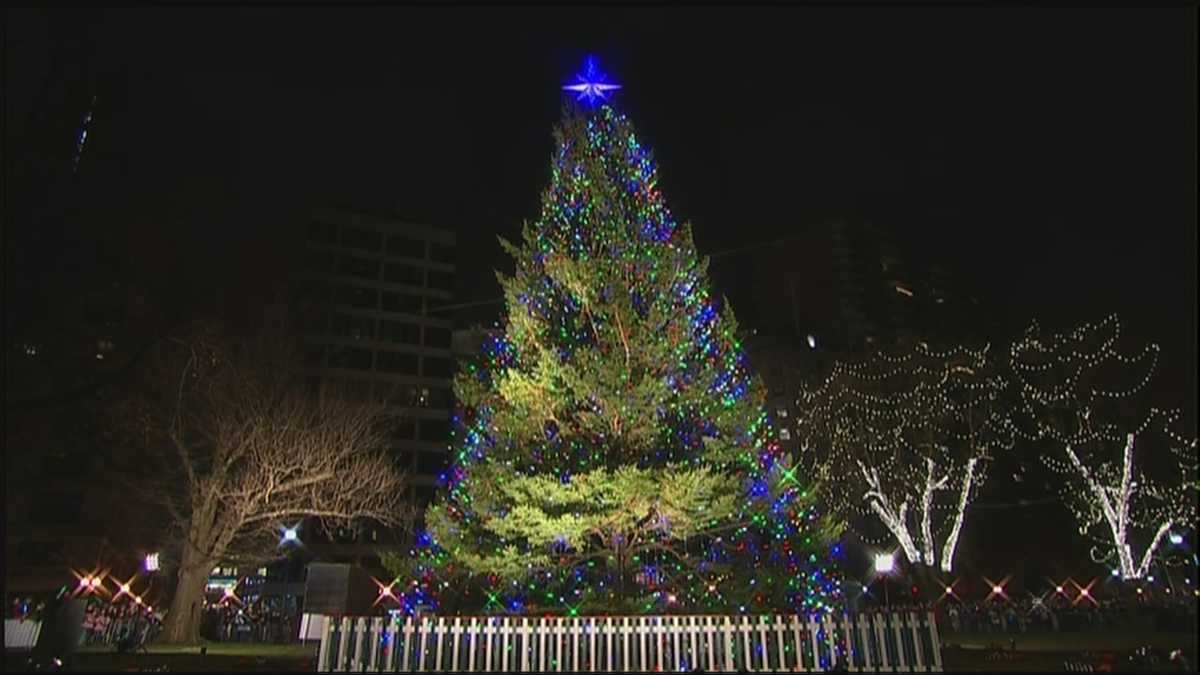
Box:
[7,8,1196,574]
[10,7,1195,406]
[12,8,1194,363]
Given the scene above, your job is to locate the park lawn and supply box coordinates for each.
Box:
[940,630,1196,673]
[941,630,1197,653]
[9,643,318,672]
[75,641,318,657]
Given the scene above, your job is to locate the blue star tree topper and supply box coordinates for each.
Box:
[563,56,621,105]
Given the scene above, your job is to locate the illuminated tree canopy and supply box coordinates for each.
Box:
[797,340,1014,574]
[1011,314,1198,579]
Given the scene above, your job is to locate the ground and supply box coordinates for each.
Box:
[4,629,1195,671]
[6,642,317,672]
[940,630,1197,672]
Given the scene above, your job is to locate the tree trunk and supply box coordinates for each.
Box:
[911,563,942,605]
[162,549,212,645]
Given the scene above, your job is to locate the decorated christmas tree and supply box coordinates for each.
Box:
[385,58,839,616]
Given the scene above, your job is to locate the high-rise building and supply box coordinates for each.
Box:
[5,282,163,594]
[297,207,456,560]
[731,218,919,359]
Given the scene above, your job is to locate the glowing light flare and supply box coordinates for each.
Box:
[562,56,622,105]
[983,575,1011,602]
[113,575,138,602]
[279,523,302,546]
[1073,578,1099,606]
[220,581,244,606]
[874,553,895,574]
[145,553,160,572]
[373,577,399,608]
[72,568,111,597]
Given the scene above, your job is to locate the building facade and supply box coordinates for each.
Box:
[297,207,456,561]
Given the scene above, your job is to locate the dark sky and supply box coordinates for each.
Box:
[6,7,1195,582]
[9,7,1196,401]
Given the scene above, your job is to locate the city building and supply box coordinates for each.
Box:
[736,218,919,357]
[6,283,164,596]
[296,206,456,564]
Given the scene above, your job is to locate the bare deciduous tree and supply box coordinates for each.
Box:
[105,319,407,644]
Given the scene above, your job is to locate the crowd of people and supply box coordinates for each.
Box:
[81,599,164,650]
[938,594,1198,635]
[200,601,300,643]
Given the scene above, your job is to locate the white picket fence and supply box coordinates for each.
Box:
[314,611,943,672]
[4,619,43,649]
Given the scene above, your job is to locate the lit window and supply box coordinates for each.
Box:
[780,429,792,441]
[776,408,788,418]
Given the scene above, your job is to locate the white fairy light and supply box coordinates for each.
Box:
[800,341,1011,572]
[1015,316,1198,581]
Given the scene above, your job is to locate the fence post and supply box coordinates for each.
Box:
[399,617,414,672]
[905,611,924,672]
[350,617,365,671]
[482,616,495,673]
[553,617,564,672]
[384,618,398,673]
[813,614,825,671]
[465,618,478,673]
[500,617,511,673]
[447,616,461,672]
[589,617,598,672]
[873,610,892,667]
[856,614,873,673]
[603,616,614,672]
[367,617,383,671]
[926,610,944,673]
[319,616,335,672]
[571,617,581,671]
[668,615,677,671]
[820,612,836,670]
[336,617,352,672]
[418,617,432,672]
[786,615,802,672]
[891,612,908,672]
[519,617,531,672]
[840,614,858,673]
[649,616,660,672]
[768,615,783,672]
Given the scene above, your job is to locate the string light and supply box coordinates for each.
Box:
[1014,316,1198,581]
[797,341,1013,572]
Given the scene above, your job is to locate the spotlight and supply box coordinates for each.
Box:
[874,554,895,574]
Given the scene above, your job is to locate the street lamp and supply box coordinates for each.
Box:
[875,553,895,607]
[280,523,302,547]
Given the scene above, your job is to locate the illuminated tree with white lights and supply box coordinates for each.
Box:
[1010,314,1198,580]
[797,340,1014,575]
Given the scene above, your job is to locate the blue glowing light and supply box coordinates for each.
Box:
[563,56,621,105]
